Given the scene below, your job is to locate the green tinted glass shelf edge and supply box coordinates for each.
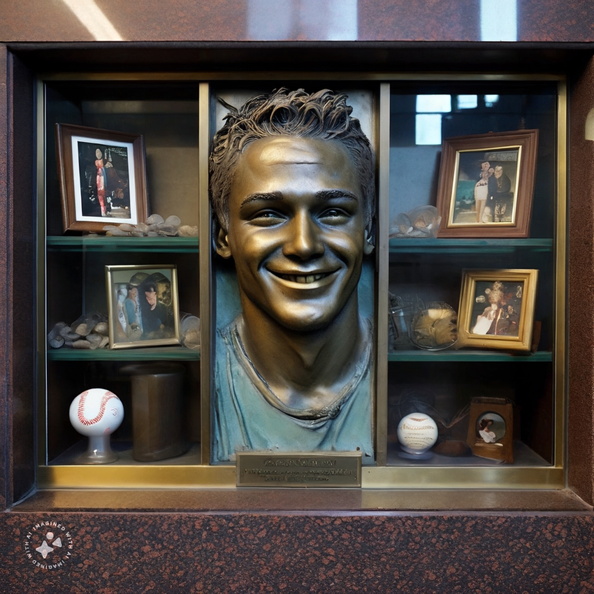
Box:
[47,346,200,361]
[47,236,199,253]
[388,349,552,362]
[389,237,553,254]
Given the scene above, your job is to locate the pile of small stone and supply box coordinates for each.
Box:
[48,313,110,350]
[103,214,198,237]
[390,206,442,238]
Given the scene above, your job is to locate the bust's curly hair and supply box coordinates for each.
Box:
[209,88,375,230]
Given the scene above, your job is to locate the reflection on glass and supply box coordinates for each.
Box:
[480,0,517,41]
[60,0,123,41]
[485,94,500,107]
[247,0,357,41]
[457,95,478,110]
[415,114,442,146]
[415,95,451,146]
[416,95,451,113]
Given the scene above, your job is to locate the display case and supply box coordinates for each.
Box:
[37,72,566,490]
[384,78,564,489]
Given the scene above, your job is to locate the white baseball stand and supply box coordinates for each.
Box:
[69,388,124,464]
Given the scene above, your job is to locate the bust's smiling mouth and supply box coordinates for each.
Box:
[271,271,334,284]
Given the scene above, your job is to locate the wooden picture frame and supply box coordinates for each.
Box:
[56,123,148,233]
[466,397,514,464]
[457,269,538,351]
[436,129,539,238]
[105,264,180,350]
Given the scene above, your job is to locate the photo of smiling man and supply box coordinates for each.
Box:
[209,88,375,463]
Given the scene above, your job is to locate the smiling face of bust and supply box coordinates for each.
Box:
[216,135,373,333]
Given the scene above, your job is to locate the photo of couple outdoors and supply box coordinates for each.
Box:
[452,151,518,226]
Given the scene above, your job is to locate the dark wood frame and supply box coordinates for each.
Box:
[436,129,539,238]
[56,123,148,233]
[457,269,538,351]
[466,397,514,464]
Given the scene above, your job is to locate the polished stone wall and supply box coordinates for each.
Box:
[1,512,593,591]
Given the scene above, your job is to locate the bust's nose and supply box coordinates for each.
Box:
[282,211,324,260]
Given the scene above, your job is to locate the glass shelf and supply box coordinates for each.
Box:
[47,236,199,253]
[386,440,550,467]
[389,237,554,254]
[388,349,552,362]
[47,346,200,361]
[49,440,202,466]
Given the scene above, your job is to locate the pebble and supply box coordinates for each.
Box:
[102,213,198,238]
[47,313,109,349]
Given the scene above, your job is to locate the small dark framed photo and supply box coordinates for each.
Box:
[436,129,539,238]
[457,269,538,351]
[105,264,180,349]
[56,123,148,233]
[466,397,514,464]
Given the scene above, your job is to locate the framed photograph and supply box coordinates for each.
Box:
[457,269,538,351]
[466,397,514,464]
[56,123,148,233]
[105,264,180,349]
[435,129,539,238]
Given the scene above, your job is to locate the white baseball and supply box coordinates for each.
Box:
[69,388,124,437]
[397,412,438,454]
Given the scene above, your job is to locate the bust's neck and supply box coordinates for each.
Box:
[236,298,369,411]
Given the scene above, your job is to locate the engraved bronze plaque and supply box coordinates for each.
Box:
[236,452,362,487]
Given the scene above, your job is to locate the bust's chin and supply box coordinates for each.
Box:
[246,291,360,334]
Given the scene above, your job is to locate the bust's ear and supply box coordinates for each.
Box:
[363,226,375,255]
[214,223,232,258]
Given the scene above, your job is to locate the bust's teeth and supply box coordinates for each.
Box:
[279,273,326,284]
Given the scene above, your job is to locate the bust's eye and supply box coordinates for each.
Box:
[319,207,351,223]
[249,210,286,226]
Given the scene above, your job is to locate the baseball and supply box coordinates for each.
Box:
[69,388,124,437]
[397,412,438,454]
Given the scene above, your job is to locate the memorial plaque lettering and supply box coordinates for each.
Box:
[236,452,362,487]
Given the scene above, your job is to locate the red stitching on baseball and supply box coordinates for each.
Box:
[77,390,117,426]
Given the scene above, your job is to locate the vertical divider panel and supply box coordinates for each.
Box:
[555,80,568,470]
[36,78,48,467]
[198,82,212,466]
[373,83,392,466]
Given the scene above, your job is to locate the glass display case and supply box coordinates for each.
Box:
[383,78,564,489]
[37,73,566,489]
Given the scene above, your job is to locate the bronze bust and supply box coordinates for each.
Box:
[210,88,375,463]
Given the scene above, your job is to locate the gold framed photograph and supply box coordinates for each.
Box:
[105,264,180,349]
[435,129,539,238]
[56,123,148,233]
[457,269,538,351]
